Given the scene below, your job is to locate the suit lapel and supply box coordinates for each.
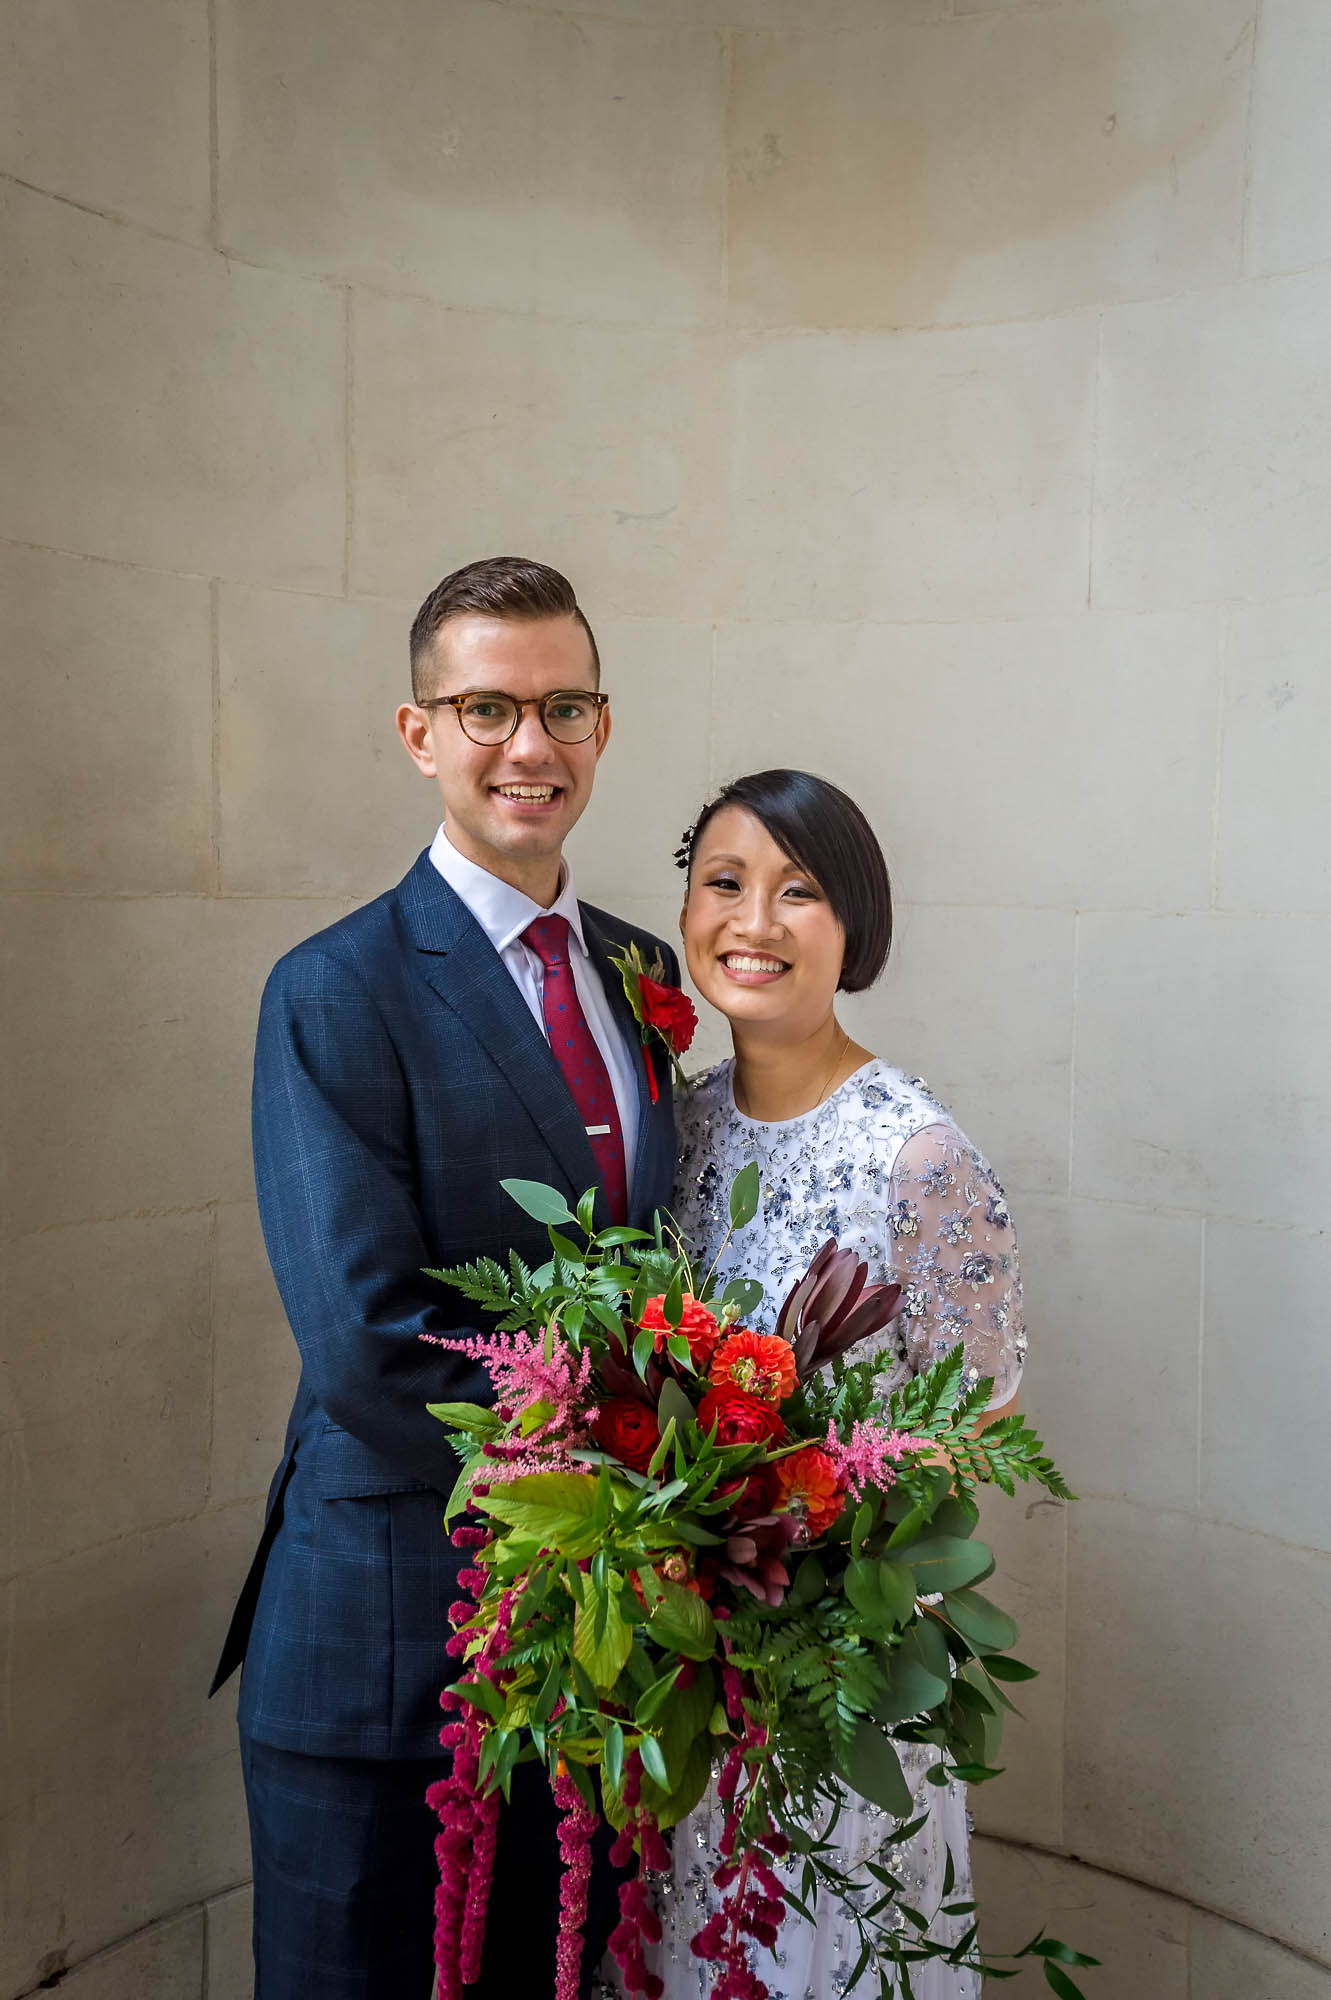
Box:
[398,854,603,1206]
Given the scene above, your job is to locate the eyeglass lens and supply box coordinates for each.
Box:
[456,692,602,744]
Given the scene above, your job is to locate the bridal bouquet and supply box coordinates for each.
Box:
[423,1170,1094,2000]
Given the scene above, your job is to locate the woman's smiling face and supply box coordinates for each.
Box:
[681,805,846,1035]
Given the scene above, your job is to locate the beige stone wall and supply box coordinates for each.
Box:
[3,1,1330,1996]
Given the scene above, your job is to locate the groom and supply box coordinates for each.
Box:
[211,557,680,1999]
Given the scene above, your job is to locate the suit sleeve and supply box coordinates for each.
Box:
[252,947,493,1490]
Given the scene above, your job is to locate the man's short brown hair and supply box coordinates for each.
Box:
[409,556,600,702]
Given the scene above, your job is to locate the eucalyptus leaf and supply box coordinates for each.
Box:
[903,1535,994,1594]
[843,1719,914,1818]
[728,1161,760,1230]
[941,1586,1019,1655]
[720,1275,764,1317]
[500,1178,577,1226]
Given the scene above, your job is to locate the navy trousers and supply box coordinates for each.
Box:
[241,1735,627,2000]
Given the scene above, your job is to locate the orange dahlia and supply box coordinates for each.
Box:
[638,1293,722,1366]
[709,1329,798,1406]
[773,1445,845,1539]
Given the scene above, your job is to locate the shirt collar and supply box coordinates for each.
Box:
[428,824,588,958]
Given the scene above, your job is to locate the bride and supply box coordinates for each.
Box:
[648,769,1027,2000]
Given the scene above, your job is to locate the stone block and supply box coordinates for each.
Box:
[728,1,1250,329]
[1094,267,1331,611]
[967,1492,1067,1851]
[219,586,434,897]
[1017,1195,1202,1512]
[725,317,1096,622]
[1072,913,1331,1231]
[1201,1218,1331,1553]
[709,610,1218,911]
[0,182,344,589]
[2,896,355,1234]
[211,1203,299,1509]
[2,1212,212,1572]
[1245,0,1331,278]
[1191,1909,1331,1999]
[0,544,213,894]
[972,1839,1188,1998]
[58,1911,205,2000]
[1,1507,258,1994]
[205,1884,254,2000]
[1065,1498,1331,1960]
[562,617,712,914]
[838,904,1075,1199]
[0,0,210,241]
[350,294,727,618]
[1217,594,1331,915]
[219,0,725,325]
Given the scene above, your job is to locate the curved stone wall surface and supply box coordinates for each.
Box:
[4,0,1329,1993]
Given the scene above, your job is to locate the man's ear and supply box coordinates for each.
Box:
[397,703,437,777]
[593,701,612,761]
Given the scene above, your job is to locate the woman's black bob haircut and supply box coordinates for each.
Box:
[676,769,893,995]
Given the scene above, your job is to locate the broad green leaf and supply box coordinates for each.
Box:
[549,1229,585,1266]
[728,1162,760,1230]
[639,1732,670,1791]
[633,1324,656,1376]
[850,1499,876,1554]
[843,1719,914,1817]
[595,1225,655,1247]
[886,1501,927,1552]
[577,1187,599,1236]
[646,1734,713,1829]
[481,1472,599,1546]
[977,1654,1039,1683]
[426,1401,502,1439]
[666,1333,693,1370]
[790,1553,825,1607]
[902,1535,994,1594]
[663,1269,684,1330]
[453,1675,503,1721]
[443,1453,490,1525]
[720,1275,763,1317]
[1042,1968,1089,2000]
[500,1178,577,1226]
[877,1559,918,1626]
[604,1720,625,1791]
[646,1577,716,1660]
[574,1589,633,1691]
[874,1624,951,1723]
[941,1586,1019,1655]
[634,1662,682,1726]
[657,1378,695,1434]
[519,1398,557,1437]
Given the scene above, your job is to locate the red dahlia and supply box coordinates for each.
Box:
[638,975,698,1056]
[592,1397,661,1472]
[709,1330,797,1406]
[696,1387,786,1450]
[639,1294,722,1366]
[773,1446,845,1539]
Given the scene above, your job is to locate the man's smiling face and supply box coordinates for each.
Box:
[398,612,610,902]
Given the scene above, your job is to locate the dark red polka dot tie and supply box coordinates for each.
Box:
[521,915,628,1224]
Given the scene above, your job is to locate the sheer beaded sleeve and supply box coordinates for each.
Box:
[887,1120,1026,1407]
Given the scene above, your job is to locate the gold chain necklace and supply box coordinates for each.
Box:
[736,1027,850,1119]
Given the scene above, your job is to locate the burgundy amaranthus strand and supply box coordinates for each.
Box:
[552,1768,600,2000]
[689,1652,789,2000]
[608,1755,669,2000]
[427,1524,511,2000]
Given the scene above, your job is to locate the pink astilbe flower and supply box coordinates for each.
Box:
[422,1324,594,1440]
[822,1419,928,1503]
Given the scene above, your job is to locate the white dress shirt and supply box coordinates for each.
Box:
[428,824,641,1196]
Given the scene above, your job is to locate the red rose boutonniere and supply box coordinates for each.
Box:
[608,940,697,1104]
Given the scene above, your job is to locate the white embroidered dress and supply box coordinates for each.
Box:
[648,1059,1027,2000]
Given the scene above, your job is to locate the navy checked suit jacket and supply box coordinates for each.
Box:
[212,849,679,1760]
